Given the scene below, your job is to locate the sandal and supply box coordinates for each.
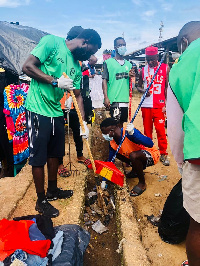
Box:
[77,156,87,164]
[58,167,71,177]
[130,185,146,197]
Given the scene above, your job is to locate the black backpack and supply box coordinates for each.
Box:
[158,179,190,244]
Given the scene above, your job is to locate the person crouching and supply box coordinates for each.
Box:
[100,118,160,196]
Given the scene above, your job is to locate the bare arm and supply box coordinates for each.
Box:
[129,68,135,78]
[137,70,150,97]
[137,70,144,93]
[102,79,110,109]
[22,55,54,84]
[73,89,85,121]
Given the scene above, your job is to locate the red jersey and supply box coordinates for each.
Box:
[141,63,167,108]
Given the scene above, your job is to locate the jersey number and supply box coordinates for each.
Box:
[153,84,161,94]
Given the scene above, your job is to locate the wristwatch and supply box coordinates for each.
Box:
[51,78,58,87]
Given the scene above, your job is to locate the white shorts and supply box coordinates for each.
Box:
[182,161,200,223]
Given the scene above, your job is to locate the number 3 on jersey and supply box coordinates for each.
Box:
[153,84,161,94]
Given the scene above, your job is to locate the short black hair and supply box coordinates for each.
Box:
[77,29,102,49]
[67,26,84,40]
[100,118,118,129]
[114,37,125,47]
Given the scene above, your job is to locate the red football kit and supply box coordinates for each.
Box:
[141,63,168,155]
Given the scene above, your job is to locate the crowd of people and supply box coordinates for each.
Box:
[0,20,200,265]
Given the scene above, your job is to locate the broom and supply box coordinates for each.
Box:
[110,52,167,163]
[63,73,111,215]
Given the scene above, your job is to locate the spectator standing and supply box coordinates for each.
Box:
[102,37,135,127]
[138,46,170,166]
[88,55,97,78]
[167,21,200,266]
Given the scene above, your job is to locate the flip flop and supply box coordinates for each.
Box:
[181,260,189,266]
[130,185,146,197]
[58,167,71,178]
[77,156,87,164]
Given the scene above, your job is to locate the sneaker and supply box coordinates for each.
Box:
[46,188,73,201]
[35,199,59,218]
[160,155,170,166]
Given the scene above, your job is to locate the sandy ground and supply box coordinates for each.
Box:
[0,94,187,265]
[125,93,187,265]
[9,131,88,227]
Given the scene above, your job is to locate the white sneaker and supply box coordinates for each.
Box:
[160,155,170,166]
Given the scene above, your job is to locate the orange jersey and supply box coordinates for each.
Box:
[110,129,159,164]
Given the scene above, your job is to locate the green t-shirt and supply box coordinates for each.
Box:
[102,58,132,104]
[25,35,82,117]
[169,38,200,160]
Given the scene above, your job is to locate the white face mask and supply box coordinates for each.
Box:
[117,46,127,56]
[102,134,113,141]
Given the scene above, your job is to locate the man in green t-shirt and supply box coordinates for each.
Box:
[102,37,135,127]
[167,21,200,265]
[22,29,101,218]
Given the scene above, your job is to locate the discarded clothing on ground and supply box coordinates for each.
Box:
[0,215,90,266]
[0,219,51,261]
[13,215,55,240]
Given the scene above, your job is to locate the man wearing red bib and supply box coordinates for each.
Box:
[138,46,170,166]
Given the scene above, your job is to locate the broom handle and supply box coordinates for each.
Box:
[63,72,97,173]
[129,77,133,122]
[110,52,167,163]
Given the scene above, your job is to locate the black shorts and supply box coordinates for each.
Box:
[109,103,128,123]
[26,110,65,166]
[141,150,154,168]
[116,150,154,169]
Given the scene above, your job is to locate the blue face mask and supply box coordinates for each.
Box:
[102,134,113,142]
[117,46,127,56]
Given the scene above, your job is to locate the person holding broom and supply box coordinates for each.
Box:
[57,26,88,177]
[138,46,170,166]
[100,118,160,196]
[22,29,101,218]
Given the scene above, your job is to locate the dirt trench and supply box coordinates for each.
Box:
[1,95,188,265]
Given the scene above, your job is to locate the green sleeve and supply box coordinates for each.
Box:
[73,69,82,90]
[31,35,57,64]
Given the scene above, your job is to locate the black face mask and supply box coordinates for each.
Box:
[71,47,92,61]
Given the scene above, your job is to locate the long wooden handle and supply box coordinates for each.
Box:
[63,72,96,173]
